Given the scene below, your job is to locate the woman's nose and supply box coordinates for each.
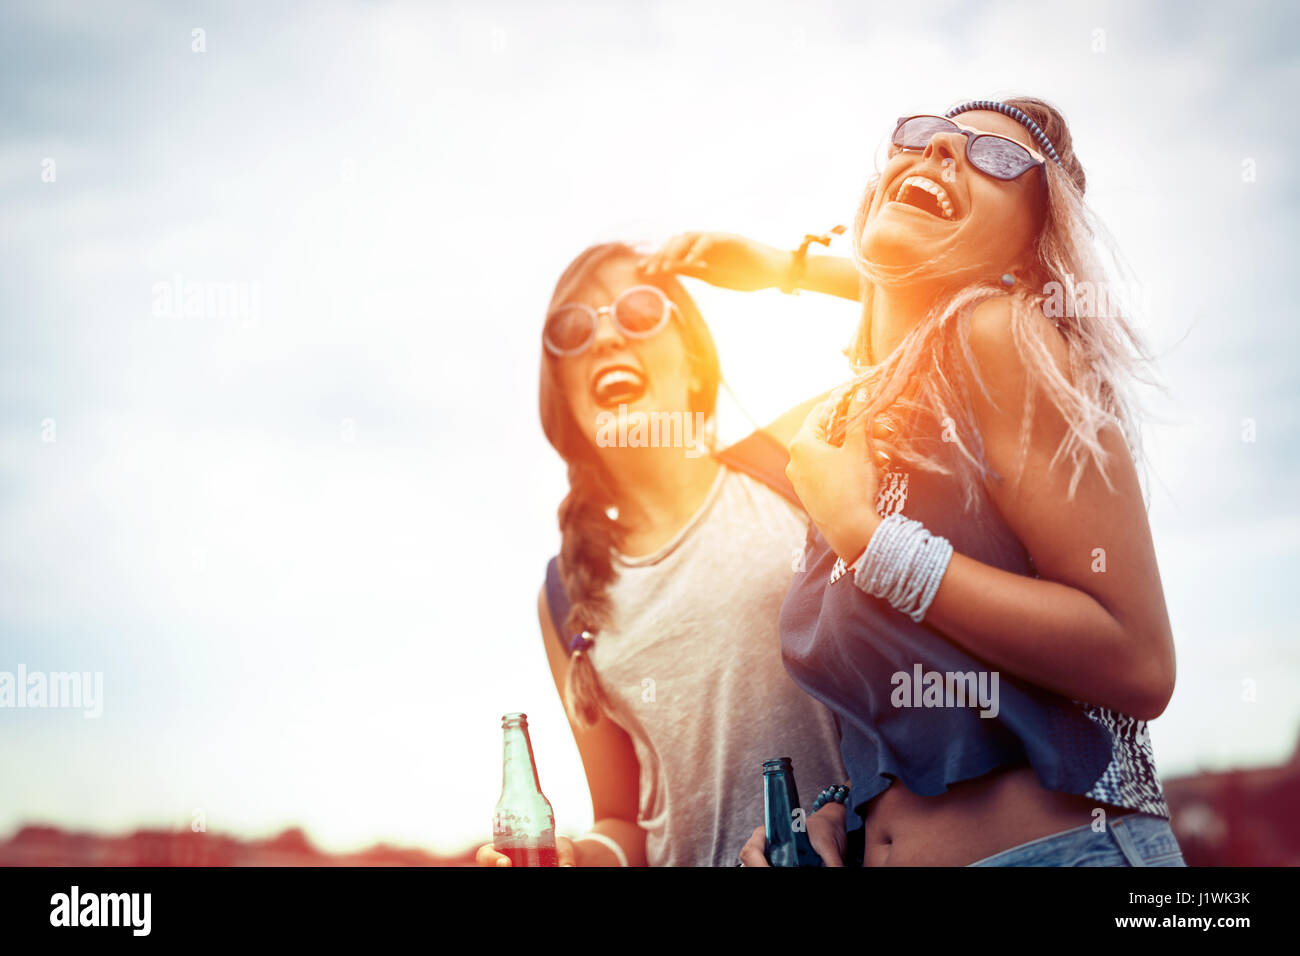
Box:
[922,132,963,165]
[590,307,626,350]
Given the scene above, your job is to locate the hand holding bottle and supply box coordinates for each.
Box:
[739,802,848,867]
[490,713,560,866]
[475,835,578,867]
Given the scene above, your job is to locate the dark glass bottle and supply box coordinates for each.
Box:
[762,757,823,867]
[492,712,558,866]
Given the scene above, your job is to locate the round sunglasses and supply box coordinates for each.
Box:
[891,115,1046,181]
[543,285,678,357]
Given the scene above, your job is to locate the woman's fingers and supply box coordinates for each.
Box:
[871,412,899,470]
[738,825,770,867]
[662,233,696,268]
[475,842,512,867]
[478,839,578,867]
[556,836,577,867]
[808,825,845,868]
[806,804,847,867]
[839,384,899,471]
[840,388,873,456]
[638,241,668,276]
[791,381,902,466]
[641,232,702,276]
[681,233,710,272]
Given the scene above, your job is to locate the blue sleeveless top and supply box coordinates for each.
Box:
[779,409,1170,825]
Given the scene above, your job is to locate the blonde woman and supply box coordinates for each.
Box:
[697,98,1183,867]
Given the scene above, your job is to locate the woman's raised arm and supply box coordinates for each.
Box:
[640,231,861,300]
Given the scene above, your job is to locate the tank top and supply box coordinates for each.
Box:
[779,409,1171,826]
[582,465,848,866]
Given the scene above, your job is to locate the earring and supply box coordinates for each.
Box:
[1000,273,1015,287]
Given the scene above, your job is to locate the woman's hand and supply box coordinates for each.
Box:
[639,232,789,292]
[738,803,850,867]
[786,386,891,562]
[475,835,578,867]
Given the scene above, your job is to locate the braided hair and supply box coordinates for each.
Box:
[538,243,721,727]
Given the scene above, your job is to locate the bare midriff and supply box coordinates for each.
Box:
[859,766,1132,866]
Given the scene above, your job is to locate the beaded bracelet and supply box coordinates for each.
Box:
[810,784,851,813]
[779,226,847,294]
[850,512,954,623]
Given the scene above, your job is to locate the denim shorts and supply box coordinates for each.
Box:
[968,813,1186,867]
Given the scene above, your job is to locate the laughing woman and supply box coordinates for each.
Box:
[706,97,1183,866]
[476,242,850,867]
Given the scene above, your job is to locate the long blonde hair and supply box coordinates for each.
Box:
[844,96,1158,508]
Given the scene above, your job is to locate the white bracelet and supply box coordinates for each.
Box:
[579,831,629,867]
[852,513,954,622]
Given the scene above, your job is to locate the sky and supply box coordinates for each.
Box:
[1,0,1297,854]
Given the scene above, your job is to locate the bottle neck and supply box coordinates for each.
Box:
[764,770,798,840]
[500,722,544,798]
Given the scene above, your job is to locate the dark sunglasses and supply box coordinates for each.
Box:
[891,115,1046,181]
[543,285,678,357]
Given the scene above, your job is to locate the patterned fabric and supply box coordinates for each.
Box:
[1078,704,1171,818]
[874,469,910,517]
[829,469,910,584]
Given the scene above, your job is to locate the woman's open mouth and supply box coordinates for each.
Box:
[892,174,956,220]
[591,365,647,407]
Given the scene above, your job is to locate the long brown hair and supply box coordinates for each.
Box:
[538,243,721,726]
[845,96,1157,508]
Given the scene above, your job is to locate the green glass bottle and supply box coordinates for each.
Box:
[762,757,823,867]
[492,713,558,867]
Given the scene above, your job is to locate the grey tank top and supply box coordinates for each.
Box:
[588,465,847,866]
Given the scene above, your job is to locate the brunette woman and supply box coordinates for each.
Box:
[477,242,851,866]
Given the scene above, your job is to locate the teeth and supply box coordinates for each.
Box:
[895,175,955,219]
[596,369,640,391]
